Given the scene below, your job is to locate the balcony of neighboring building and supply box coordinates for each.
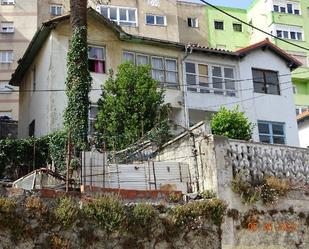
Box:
[293,77,309,109]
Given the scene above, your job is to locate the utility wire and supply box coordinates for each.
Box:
[200,0,309,52]
[10,72,304,94]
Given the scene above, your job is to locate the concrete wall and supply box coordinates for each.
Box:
[298,119,309,148]
[177,1,209,46]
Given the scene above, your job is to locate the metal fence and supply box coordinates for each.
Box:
[81,151,191,193]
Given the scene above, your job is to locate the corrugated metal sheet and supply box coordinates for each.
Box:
[82,151,190,193]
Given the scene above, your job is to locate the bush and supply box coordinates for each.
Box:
[131,203,158,228]
[170,199,227,227]
[232,175,290,205]
[211,106,254,141]
[55,197,79,228]
[0,197,17,228]
[200,190,216,199]
[83,195,125,233]
[25,196,48,214]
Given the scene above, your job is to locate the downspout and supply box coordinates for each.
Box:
[182,45,193,129]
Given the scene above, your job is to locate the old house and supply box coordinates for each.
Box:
[9,9,301,146]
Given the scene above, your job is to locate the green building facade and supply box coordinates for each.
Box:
[205,0,309,115]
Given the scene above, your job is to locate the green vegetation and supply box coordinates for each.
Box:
[83,195,125,233]
[232,175,290,205]
[170,199,227,227]
[211,106,254,141]
[64,26,92,150]
[54,197,79,228]
[0,131,66,178]
[95,62,171,150]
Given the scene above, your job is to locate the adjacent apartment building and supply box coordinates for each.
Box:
[205,0,309,116]
[9,9,301,146]
[0,0,209,121]
[0,0,68,120]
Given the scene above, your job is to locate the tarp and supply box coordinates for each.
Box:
[12,168,66,191]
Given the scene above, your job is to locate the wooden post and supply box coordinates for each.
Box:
[66,133,72,193]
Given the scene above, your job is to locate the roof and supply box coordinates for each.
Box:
[297,111,309,122]
[9,8,240,86]
[237,38,302,70]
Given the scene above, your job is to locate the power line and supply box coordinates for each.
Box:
[200,0,309,52]
[9,72,304,94]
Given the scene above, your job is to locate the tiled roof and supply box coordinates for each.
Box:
[236,38,302,70]
[297,110,309,122]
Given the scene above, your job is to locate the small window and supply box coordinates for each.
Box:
[276,30,282,38]
[1,22,14,33]
[273,5,279,12]
[188,18,198,28]
[287,3,293,14]
[1,0,14,5]
[0,50,13,63]
[50,5,63,16]
[29,120,35,137]
[233,23,242,32]
[88,46,106,74]
[146,14,166,26]
[214,21,224,30]
[89,104,98,135]
[258,121,285,145]
[32,66,36,92]
[252,69,280,95]
[0,81,13,93]
[280,7,286,13]
[294,9,300,15]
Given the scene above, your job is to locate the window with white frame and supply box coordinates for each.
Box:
[0,51,13,63]
[99,6,137,27]
[122,51,178,88]
[88,46,106,74]
[50,5,63,16]
[185,62,236,96]
[0,81,12,93]
[188,18,198,28]
[274,24,303,41]
[296,106,308,116]
[273,1,301,15]
[258,121,286,144]
[146,14,166,26]
[1,22,14,33]
[1,0,14,5]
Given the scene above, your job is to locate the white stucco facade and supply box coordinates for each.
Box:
[13,12,300,147]
[298,116,309,148]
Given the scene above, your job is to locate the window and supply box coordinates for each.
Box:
[252,69,280,95]
[50,5,63,16]
[185,62,236,96]
[32,66,36,92]
[99,6,137,26]
[89,104,98,134]
[0,81,13,93]
[1,22,14,33]
[296,106,308,116]
[88,46,105,74]
[146,14,166,26]
[233,23,242,32]
[188,18,198,28]
[274,24,304,41]
[0,51,13,63]
[148,0,160,7]
[273,1,301,15]
[122,51,178,88]
[258,121,285,144]
[214,21,224,30]
[29,120,35,137]
[1,0,14,5]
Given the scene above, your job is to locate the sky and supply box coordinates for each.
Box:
[192,0,253,9]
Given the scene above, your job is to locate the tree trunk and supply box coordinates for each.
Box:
[70,0,87,31]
